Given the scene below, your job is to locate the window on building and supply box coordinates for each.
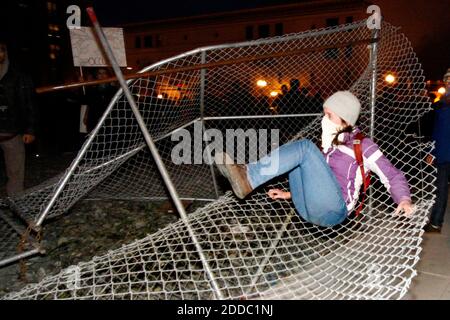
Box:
[325,18,339,59]
[275,23,284,36]
[144,35,153,48]
[345,17,354,58]
[155,35,162,47]
[326,18,339,27]
[245,26,253,40]
[49,43,60,60]
[47,1,57,14]
[258,24,270,39]
[135,36,141,48]
[48,24,60,33]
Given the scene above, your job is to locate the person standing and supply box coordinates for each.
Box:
[0,38,38,197]
[425,68,450,233]
[84,68,116,132]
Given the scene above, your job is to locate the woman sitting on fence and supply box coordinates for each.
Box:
[215,91,414,227]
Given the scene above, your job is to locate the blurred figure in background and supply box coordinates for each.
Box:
[272,84,289,114]
[425,68,450,233]
[84,68,116,132]
[0,38,38,196]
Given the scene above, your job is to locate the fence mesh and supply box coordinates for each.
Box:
[2,20,435,299]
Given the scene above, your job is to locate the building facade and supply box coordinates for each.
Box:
[122,0,368,71]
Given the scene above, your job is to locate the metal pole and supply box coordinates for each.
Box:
[369,29,379,139]
[244,209,295,297]
[200,51,220,199]
[79,66,86,95]
[0,249,41,268]
[86,7,223,300]
[34,90,124,229]
[368,28,380,211]
[36,38,374,94]
[203,113,322,121]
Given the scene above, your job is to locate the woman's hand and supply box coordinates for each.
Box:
[395,199,415,217]
[267,189,291,200]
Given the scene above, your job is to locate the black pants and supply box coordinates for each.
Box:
[430,162,450,227]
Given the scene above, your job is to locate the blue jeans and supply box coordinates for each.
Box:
[246,139,347,227]
[430,163,450,227]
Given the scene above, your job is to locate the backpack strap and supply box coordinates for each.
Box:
[353,132,371,217]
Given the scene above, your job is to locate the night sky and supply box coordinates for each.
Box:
[93,0,302,26]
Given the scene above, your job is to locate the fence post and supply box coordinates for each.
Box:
[86,7,224,300]
[200,50,220,199]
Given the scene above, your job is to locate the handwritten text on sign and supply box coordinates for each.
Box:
[69,27,127,67]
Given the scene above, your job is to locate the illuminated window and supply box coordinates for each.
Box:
[49,44,60,51]
[155,35,162,47]
[48,24,60,32]
[49,44,60,60]
[47,2,57,14]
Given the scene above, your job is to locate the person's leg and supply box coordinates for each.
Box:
[216,139,312,199]
[247,139,314,188]
[430,163,450,227]
[248,139,347,227]
[1,135,25,197]
[284,142,347,227]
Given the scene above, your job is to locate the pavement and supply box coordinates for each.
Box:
[404,189,450,300]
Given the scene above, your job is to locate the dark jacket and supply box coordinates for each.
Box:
[432,96,450,164]
[85,83,115,132]
[0,66,38,135]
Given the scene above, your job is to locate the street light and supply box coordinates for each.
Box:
[438,87,446,95]
[385,73,396,84]
[257,79,268,87]
[270,91,278,97]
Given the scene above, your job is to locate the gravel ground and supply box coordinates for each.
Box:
[0,151,205,296]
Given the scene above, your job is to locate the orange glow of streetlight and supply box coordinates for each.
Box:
[270,91,279,97]
[438,87,446,95]
[385,74,396,84]
[256,79,268,87]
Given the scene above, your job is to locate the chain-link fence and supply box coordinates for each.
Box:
[2,20,435,299]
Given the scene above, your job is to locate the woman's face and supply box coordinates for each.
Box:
[323,107,344,126]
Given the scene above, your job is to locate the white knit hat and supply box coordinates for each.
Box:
[323,91,361,126]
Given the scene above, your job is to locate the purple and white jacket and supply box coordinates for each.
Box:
[322,127,411,213]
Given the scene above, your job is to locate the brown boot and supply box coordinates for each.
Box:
[215,152,253,199]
